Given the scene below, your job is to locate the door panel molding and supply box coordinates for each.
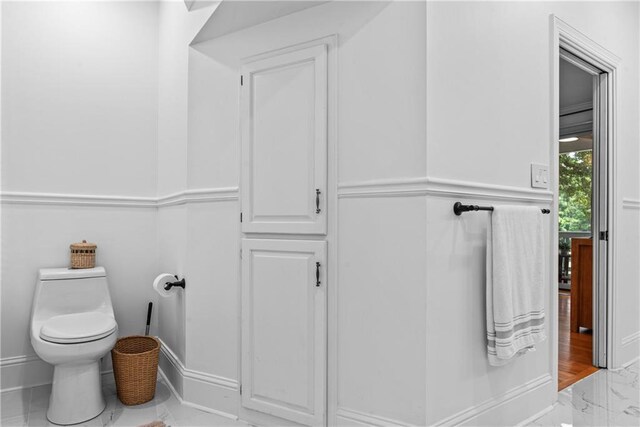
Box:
[240,44,328,235]
[241,238,327,426]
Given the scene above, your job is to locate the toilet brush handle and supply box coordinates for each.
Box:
[145,302,153,336]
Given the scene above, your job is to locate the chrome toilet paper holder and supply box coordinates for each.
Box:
[164,276,186,291]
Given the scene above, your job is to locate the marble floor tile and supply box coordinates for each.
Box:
[170,410,243,427]
[2,376,246,427]
[28,385,52,415]
[2,414,28,427]
[1,388,32,420]
[529,361,640,426]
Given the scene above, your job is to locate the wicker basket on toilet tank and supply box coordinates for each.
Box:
[70,240,96,269]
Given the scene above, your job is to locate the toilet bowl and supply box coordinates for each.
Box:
[30,266,118,425]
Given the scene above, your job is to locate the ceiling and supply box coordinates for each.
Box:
[191,1,328,45]
[559,59,593,110]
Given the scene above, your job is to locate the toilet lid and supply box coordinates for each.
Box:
[40,312,117,344]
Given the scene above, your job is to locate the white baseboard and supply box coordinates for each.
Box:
[433,374,554,426]
[620,355,640,369]
[621,331,640,346]
[1,354,113,393]
[613,331,640,369]
[515,403,556,427]
[2,343,239,421]
[336,407,415,426]
[157,338,239,420]
[0,355,52,392]
[158,342,185,398]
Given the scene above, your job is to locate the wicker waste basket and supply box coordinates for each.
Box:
[112,336,160,405]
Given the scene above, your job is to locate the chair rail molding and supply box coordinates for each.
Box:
[338,176,553,203]
[2,180,556,206]
[0,191,157,208]
[622,198,640,210]
[0,187,240,208]
[156,187,240,207]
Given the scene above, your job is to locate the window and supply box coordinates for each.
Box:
[559,150,592,232]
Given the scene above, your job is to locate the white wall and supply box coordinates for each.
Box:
[155,0,216,368]
[1,1,158,196]
[426,1,640,424]
[154,0,217,378]
[1,1,160,390]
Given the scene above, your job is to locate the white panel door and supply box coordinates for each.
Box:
[241,239,326,426]
[241,44,327,235]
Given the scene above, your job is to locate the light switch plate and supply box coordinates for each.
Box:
[531,163,549,189]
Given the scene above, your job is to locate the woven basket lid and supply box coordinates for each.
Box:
[70,240,97,250]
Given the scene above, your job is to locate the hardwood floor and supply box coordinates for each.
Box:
[558,290,599,390]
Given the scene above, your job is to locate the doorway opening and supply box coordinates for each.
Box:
[557,48,609,390]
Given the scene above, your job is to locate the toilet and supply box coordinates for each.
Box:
[30,266,118,425]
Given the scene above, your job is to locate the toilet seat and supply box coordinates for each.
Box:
[40,312,117,344]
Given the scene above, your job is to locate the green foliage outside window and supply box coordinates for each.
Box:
[559,150,592,232]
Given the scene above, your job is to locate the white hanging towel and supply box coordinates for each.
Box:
[486,206,546,366]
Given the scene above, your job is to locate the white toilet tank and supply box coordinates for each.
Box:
[31,267,115,322]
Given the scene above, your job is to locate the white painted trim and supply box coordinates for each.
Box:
[618,355,640,370]
[425,177,553,202]
[0,354,113,393]
[336,408,415,427]
[1,179,558,208]
[553,14,620,370]
[325,33,340,427]
[158,338,237,391]
[515,404,556,427]
[158,366,240,422]
[549,13,562,396]
[0,191,157,208]
[158,363,183,399]
[432,374,553,426]
[158,337,185,389]
[157,338,239,420]
[184,367,237,391]
[621,331,640,347]
[0,188,240,209]
[0,354,40,367]
[338,177,429,198]
[556,18,622,69]
[338,176,553,203]
[622,198,640,210]
[156,187,239,207]
[1,354,52,392]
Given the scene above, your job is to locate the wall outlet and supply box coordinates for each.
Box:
[531,163,549,189]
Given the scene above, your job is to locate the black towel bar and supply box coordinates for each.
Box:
[453,202,551,216]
